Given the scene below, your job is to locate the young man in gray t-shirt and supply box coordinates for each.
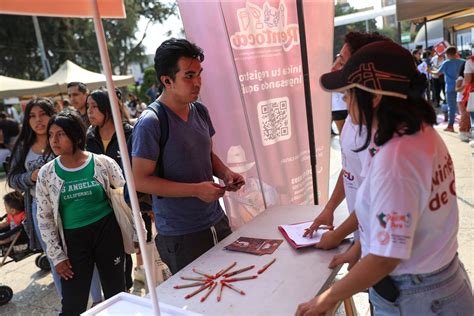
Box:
[132,39,244,274]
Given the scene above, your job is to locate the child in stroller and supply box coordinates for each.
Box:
[0,191,50,306]
[0,191,27,247]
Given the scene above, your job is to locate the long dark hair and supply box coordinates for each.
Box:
[7,98,55,185]
[354,88,436,151]
[86,88,130,127]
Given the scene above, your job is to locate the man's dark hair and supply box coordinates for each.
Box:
[47,111,86,153]
[0,112,7,119]
[3,191,24,211]
[445,46,457,57]
[154,38,204,92]
[344,32,392,55]
[67,81,89,94]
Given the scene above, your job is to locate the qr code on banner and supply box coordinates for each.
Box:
[257,97,291,146]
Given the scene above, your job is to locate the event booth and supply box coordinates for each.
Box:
[0,0,348,315]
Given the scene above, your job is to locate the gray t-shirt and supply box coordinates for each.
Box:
[25,148,52,197]
[132,102,224,236]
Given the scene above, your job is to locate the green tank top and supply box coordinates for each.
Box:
[55,154,113,229]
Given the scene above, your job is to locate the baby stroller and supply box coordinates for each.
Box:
[0,214,51,306]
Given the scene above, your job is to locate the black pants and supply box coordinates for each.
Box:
[155,215,232,275]
[432,77,445,104]
[60,213,125,316]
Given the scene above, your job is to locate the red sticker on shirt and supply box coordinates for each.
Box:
[377,231,390,246]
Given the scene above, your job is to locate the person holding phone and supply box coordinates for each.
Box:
[131,38,244,274]
[296,41,473,315]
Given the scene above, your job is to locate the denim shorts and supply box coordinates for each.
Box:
[369,255,474,315]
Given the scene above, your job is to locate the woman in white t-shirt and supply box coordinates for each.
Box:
[296,41,473,315]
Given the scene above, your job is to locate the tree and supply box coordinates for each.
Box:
[139,67,157,101]
[0,0,175,80]
[333,3,377,58]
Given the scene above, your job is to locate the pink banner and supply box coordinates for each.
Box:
[178,0,333,229]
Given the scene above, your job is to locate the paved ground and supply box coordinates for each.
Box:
[0,123,472,315]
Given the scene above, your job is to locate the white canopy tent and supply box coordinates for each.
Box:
[0,75,58,98]
[44,60,135,93]
[396,1,473,22]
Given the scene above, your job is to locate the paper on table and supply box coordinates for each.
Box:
[279,221,324,247]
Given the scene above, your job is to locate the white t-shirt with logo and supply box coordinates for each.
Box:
[340,115,369,213]
[355,126,458,275]
[332,92,347,111]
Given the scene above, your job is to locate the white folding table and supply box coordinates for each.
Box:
[153,204,352,316]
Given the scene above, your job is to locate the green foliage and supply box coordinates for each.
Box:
[334,3,377,58]
[139,67,157,101]
[0,0,175,80]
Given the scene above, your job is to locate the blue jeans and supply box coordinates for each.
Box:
[32,199,103,302]
[470,112,474,138]
[369,255,474,315]
[446,91,457,126]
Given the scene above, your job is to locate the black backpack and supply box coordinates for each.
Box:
[125,101,208,205]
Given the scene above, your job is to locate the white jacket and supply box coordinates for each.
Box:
[36,153,125,266]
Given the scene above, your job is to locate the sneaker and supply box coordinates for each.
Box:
[134,266,145,283]
[470,140,474,148]
[459,132,470,142]
[444,126,455,133]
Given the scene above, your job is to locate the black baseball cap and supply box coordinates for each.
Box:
[320,41,418,99]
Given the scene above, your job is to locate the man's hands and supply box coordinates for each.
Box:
[193,169,245,203]
[194,182,226,203]
[223,169,245,192]
[56,259,74,280]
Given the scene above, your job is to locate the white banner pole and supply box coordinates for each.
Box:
[90,1,160,315]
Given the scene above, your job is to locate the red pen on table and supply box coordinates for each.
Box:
[174,281,207,289]
[184,282,212,299]
[224,275,258,282]
[258,258,276,274]
[223,282,246,295]
[217,281,224,302]
[200,281,217,302]
[223,265,255,278]
[214,261,237,278]
[192,268,215,279]
[180,276,208,282]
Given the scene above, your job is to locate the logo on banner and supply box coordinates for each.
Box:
[230,0,299,52]
[257,97,291,146]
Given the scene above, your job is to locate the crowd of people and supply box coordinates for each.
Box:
[1,37,245,315]
[1,32,473,316]
[410,44,474,146]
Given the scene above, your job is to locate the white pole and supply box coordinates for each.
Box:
[90,1,161,315]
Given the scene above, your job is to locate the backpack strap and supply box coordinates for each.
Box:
[192,102,213,136]
[146,101,169,178]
